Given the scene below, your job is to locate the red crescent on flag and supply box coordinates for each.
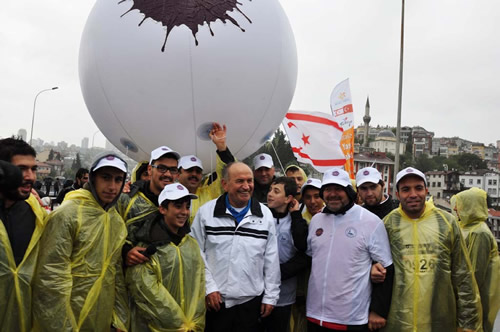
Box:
[291,147,345,167]
[286,113,343,132]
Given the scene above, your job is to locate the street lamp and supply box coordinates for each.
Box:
[30,87,59,146]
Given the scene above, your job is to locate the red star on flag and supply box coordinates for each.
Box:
[302,133,310,145]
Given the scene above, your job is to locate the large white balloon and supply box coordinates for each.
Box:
[79,0,297,170]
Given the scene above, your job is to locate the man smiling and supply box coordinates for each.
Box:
[306,168,393,332]
[118,145,180,266]
[381,167,481,331]
[177,123,235,224]
[191,162,280,332]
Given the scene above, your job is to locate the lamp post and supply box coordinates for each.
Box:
[392,0,405,197]
[30,87,59,146]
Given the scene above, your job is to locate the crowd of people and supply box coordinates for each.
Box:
[0,122,499,332]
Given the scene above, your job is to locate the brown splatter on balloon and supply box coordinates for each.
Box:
[119,0,252,51]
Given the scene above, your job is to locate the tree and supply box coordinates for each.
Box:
[456,153,487,171]
[243,128,296,173]
[72,153,82,171]
[48,149,55,161]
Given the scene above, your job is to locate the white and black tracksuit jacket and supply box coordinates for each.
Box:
[191,194,281,308]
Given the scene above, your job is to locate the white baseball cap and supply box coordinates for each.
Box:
[356,167,382,187]
[321,168,351,188]
[300,178,322,194]
[178,155,203,171]
[253,153,274,170]
[158,183,198,205]
[396,167,427,188]
[94,155,127,173]
[150,146,180,165]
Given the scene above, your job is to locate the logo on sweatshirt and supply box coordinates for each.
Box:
[345,227,357,238]
[315,228,323,237]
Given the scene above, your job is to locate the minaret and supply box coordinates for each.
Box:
[363,96,371,147]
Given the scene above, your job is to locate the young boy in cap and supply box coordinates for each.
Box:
[33,153,130,331]
[126,183,206,331]
[291,178,324,332]
[263,177,308,332]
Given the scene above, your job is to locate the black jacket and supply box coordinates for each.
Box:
[364,196,398,220]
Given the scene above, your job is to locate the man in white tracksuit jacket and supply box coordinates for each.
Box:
[191,162,280,332]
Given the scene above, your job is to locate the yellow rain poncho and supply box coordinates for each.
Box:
[32,189,129,331]
[0,195,47,332]
[188,153,229,224]
[131,160,149,183]
[452,188,500,332]
[126,227,205,331]
[382,200,481,331]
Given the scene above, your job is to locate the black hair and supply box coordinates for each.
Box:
[0,137,36,162]
[75,168,89,180]
[160,196,192,209]
[271,177,297,197]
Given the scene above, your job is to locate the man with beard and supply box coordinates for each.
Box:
[252,153,276,203]
[33,153,129,331]
[0,138,48,331]
[380,167,481,331]
[306,168,393,332]
[55,167,89,204]
[355,167,397,219]
[118,145,180,267]
[191,162,280,332]
[177,122,235,224]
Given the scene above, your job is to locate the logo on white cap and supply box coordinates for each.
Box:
[332,171,339,176]
[363,170,369,175]
[307,179,312,184]
[190,157,197,162]
[260,155,265,160]
[106,156,115,160]
[177,184,184,190]
[406,168,414,173]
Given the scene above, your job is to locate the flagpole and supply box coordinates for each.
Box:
[270,140,286,174]
[392,0,405,197]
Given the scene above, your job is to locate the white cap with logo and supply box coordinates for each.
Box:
[94,155,127,173]
[178,155,203,171]
[321,168,351,188]
[300,178,322,194]
[253,153,274,170]
[356,167,382,187]
[150,146,181,165]
[396,167,427,187]
[158,183,198,205]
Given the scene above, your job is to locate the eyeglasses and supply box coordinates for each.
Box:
[151,164,179,175]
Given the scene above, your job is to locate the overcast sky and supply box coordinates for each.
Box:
[1,0,499,148]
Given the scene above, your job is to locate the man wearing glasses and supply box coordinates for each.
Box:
[118,145,180,267]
